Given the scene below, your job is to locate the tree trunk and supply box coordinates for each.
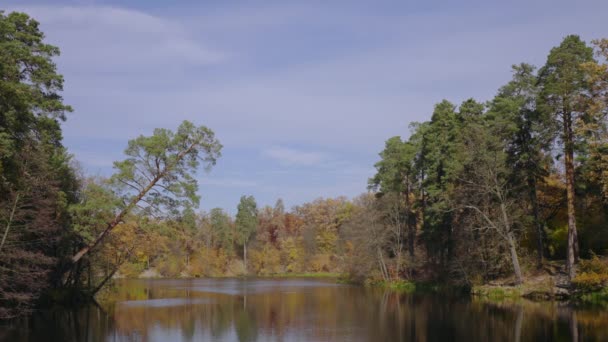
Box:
[243,243,247,273]
[404,176,415,263]
[564,112,579,281]
[528,177,544,268]
[91,247,135,295]
[71,142,198,266]
[500,201,523,284]
[508,233,523,285]
[91,266,120,296]
[0,193,19,253]
[377,248,388,281]
[71,174,161,264]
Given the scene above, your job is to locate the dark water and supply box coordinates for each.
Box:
[1,278,607,341]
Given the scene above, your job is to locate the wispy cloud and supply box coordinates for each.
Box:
[262,146,327,166]
[5,0,607,212]
[10,5,223,74]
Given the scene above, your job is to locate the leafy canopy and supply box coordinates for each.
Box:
[111,120,222,217]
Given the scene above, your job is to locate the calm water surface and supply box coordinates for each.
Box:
[1,278,607,341]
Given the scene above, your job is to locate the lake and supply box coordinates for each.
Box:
[1,278,607,341]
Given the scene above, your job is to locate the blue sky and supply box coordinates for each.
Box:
[5,0,607,214]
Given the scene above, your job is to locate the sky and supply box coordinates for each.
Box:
[5,0,608,214]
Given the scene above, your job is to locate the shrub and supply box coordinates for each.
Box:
[572,255,608,292]
[155,255,184,277]
[579,254,608,274]
[120,261,145,278]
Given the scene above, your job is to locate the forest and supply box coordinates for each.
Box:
[1,11,607,319]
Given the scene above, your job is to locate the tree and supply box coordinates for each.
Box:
[0,11,78,318]
[210,208,233,253]
[538,35,594,280]
[235,195,258,271]
[580,39,608,202]
[418,100,463,267]
[459,123,525,284]
[343,194,392,281]
[70,120,222,265]
[369,136,418,270]
[487,63,552,267]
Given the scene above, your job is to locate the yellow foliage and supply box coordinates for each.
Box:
[190,247,230,277]
[580,255,608,274]
[573,272,608,292]
[572,255,608,292]
[280,237,305,273]
[309,254,332,272]
[156,255,184,277]
[249,244,282,275]
[316,230,338,253]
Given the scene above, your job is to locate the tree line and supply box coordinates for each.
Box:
[1,10,607,318]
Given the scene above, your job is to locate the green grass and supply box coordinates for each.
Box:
[365,279,417,293]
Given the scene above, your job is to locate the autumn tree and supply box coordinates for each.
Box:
[69,120,222,269]
[343,194,391,281]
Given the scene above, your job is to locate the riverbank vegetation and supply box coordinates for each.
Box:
[1,10,607,318]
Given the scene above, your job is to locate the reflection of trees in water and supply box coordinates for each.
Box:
[6,281,608,341]
[3,305,115,342]
[107,286,608,341]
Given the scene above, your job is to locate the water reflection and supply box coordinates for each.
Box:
[1,278,607,341]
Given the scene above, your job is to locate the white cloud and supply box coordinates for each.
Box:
[262,146,327,166]
[6,1,608,211]
[11,5,223,73]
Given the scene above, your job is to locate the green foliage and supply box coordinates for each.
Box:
[235,195,258,246]
[112,120,222,217]
[210,208,234,253]
[363,279,417,292]
[538,35,594,128]
[0,11,72,160]
[156,254,185,278]
[69,180,120,243]
[369,136,416,194]
[0,11,79,318]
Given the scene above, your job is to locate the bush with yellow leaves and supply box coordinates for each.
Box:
[572,255,608,292]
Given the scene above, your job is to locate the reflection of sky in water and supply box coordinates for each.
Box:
[175,279,344,295]
[119,298,213,307]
